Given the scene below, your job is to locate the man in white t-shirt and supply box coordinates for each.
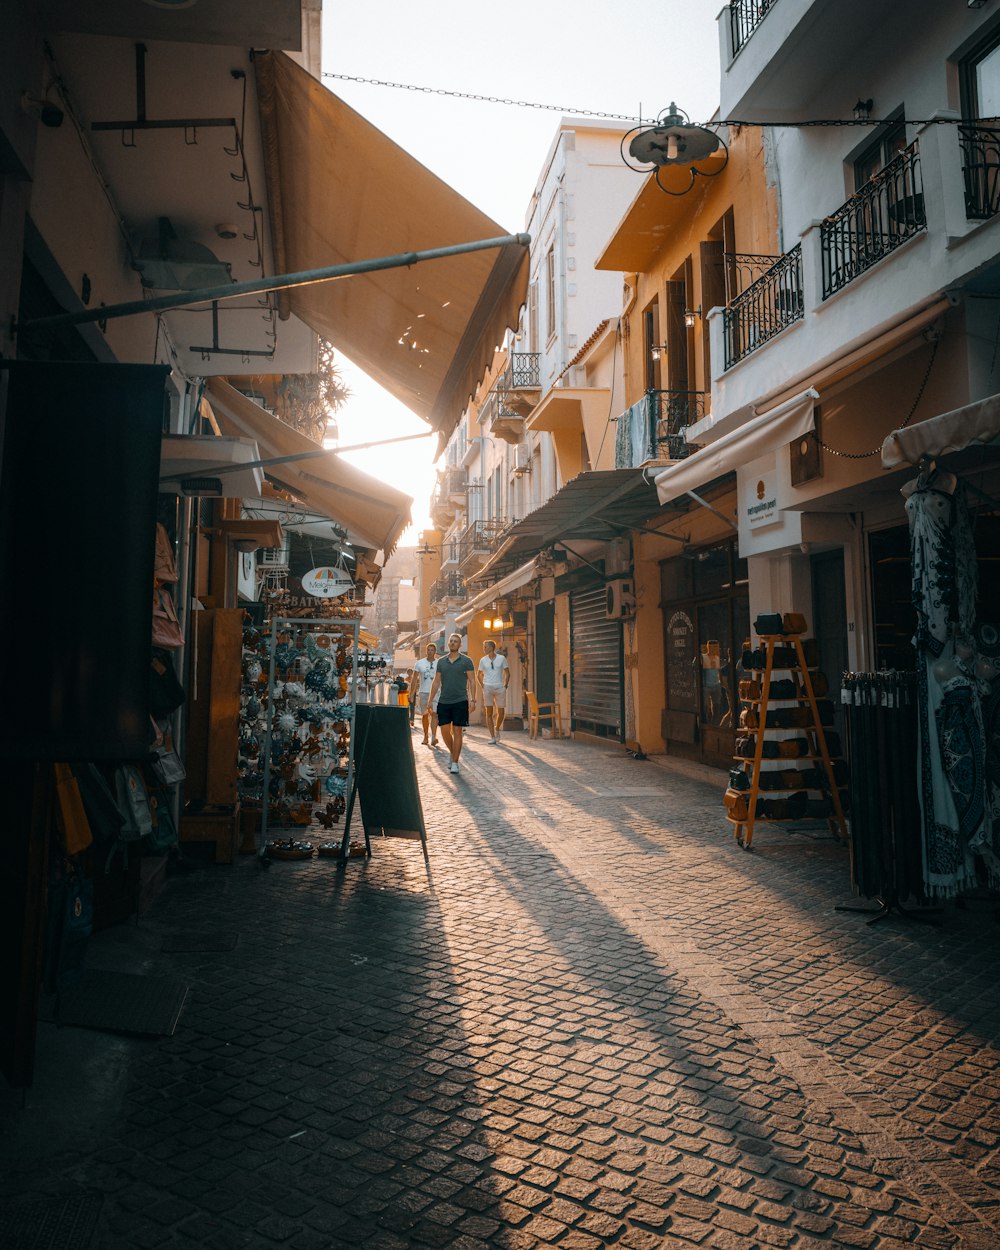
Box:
[477,638,510,744]
[409,642,440,747]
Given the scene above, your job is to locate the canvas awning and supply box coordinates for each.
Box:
[882,392,1000,467]
[204,378,411,555]
[455,558,539,627]
[255,52,529,438]
[472,469,666,581]
[653,389,819,506]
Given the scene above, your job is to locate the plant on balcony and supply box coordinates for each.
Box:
[272,339,351,443]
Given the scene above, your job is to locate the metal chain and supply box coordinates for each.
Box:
[815,338,940,460]
[321,73,970,131]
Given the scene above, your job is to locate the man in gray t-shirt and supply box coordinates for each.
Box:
[429,632,477,775]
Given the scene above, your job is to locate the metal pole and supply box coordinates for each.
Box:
[17,233,532,334]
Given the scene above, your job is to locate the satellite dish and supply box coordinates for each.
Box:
[622,104,728,196]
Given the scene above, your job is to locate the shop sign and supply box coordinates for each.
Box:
[745,473,778,529]
[666,609,697,711]
[302,565,354,598]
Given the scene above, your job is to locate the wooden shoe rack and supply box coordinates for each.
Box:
[727,632,848,850]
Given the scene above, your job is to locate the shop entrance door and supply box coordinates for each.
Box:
[661,540,749,768]
[534,600,556,705]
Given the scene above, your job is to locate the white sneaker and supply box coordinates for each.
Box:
[449,762,459,774]
[488,736,496,745]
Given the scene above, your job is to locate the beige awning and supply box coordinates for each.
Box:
[255,52,529,438]
[653,389,819,506]
[205,378,411,555]
[882,392,1000,467]
[455,558,539,628]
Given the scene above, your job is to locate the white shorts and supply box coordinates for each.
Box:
[415,691,439,714]
[481,685,506,707]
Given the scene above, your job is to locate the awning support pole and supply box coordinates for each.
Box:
[15,233,532,334]
[159,429,432,484]
[686,490,738,532]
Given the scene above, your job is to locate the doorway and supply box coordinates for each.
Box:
[811,549,848,741]
[534,600,556,705]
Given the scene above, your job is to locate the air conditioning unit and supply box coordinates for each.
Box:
[606,536,632,577]
[513,444,532,476]
[605,578,635,619]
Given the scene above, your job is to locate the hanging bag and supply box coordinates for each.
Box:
[154,522,178,584]
[110,765,153,868]
[150,744,186,787]
[152,585,184,649]
[53,763,93,855]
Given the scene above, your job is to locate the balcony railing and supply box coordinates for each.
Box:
[614,390,705,467]
[730,0,779,57]
[440,538,461,567]
[458,519,507,568]
[724,245,804,368]
[960,123,1000,221]
[500,352,541,391]
[430,572,466,608]
[821,143,926,299]
[723,253,783,305]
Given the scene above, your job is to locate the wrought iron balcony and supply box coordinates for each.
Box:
[821,143,926,299]
[479,388,526,444]
[730,0,779,57]
[724,246,804,368]
[429,572,466,609]
[723,253,784,304]
[499,352,541,397]
[442,465,467,502]
[960,123,1000,221]
[614,390,705,467]
[458,519,507,570]
[440,538,461,568]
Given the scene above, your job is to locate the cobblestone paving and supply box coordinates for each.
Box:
[3,730,1000,1248]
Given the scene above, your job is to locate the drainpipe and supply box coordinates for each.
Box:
[621,272,638,401]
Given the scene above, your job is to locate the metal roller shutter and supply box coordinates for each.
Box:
[570,585,623,739]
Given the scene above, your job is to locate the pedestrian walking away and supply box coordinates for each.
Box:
[429,632,476,774]
[408,642,440,746]
[477,637,510,744]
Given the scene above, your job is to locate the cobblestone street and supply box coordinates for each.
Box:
[4,729,1000,1249]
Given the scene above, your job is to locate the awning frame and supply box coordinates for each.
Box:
[653,388,819,506]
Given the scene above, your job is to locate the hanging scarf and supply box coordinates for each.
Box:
[907,478,984,895]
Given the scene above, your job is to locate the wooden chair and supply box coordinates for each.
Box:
[526,691,563,740]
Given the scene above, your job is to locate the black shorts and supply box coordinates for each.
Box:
[436,700,469,727]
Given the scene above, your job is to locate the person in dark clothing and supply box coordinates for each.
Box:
[429,632,477,774]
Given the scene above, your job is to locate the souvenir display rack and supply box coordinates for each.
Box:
[727,631,848,851]
[247,616,360,860]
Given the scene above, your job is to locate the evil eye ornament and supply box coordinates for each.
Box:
[304,668,328,692]
[245,696,261,719]
[283,681,306,701]
[276,711,298,735]
[273,643,298,671]
[325,774,347,797]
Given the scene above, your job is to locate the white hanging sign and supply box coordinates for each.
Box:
[301,565,354,598]
[745,473,778,529]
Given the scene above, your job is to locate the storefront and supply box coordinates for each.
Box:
[660,539,749,767]
[570,585,624,740]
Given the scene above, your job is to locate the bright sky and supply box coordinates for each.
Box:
[321,2,722,546]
